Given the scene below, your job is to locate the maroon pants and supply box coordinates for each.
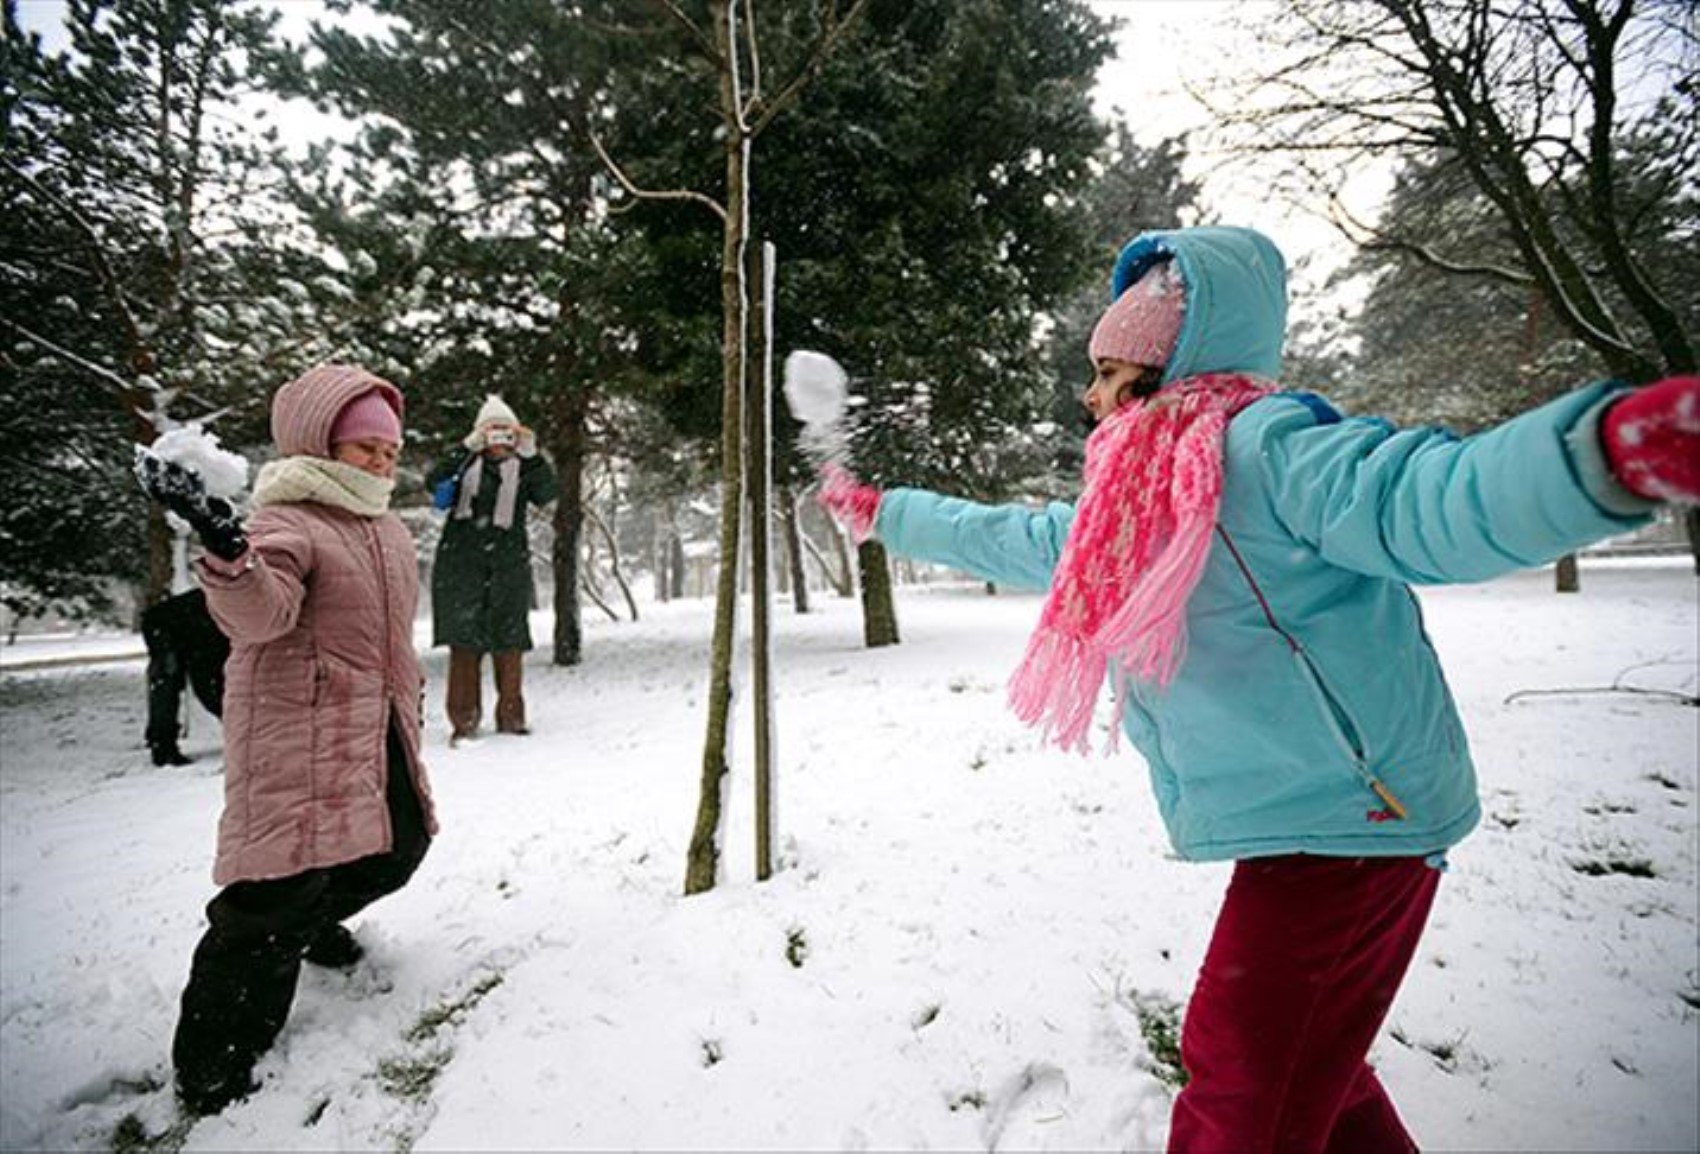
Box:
[1169,854,1441,1154]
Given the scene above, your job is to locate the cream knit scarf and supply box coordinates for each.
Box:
[252,456,395,517]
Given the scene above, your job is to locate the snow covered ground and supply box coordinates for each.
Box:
[2,560,1695,1152]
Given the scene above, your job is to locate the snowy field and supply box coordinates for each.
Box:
[2,560,1696,1152]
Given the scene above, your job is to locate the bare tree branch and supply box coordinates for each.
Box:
[1210,0,1687,378]
[748,0,868,138]
[585,125,727,223]
[1327,193,1535,285]
[742,0,763,114]
[656,0,718,59]
[0,317,134,398]
[583,503,640,621]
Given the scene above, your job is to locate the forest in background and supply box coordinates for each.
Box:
[3,0,1696,641]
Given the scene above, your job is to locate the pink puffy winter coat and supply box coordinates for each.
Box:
[197,366,439,885]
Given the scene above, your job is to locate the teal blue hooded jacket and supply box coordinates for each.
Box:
[875,226,1656,862]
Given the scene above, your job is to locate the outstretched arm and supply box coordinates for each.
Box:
[818,465,1074,591]
[1241,381,1671,585]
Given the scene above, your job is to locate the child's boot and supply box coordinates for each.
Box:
[302,923,365,969]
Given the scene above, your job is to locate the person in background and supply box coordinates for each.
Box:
[136,363,438,1118]
[141,587,228,766]
[426,395,558,744]
[817,225,1700,1153]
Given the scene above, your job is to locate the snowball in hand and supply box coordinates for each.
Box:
[783,351,848,430]
[149,425,249,499]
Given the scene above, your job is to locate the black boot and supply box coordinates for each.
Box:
[151,744,193,767]
[172,923,303,1119]
[176,1070,257,1118]
[303,924,364,969]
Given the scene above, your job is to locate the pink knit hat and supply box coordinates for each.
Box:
[1088,260,1186,368]
[330,388,403,446]
[271,364,404,458]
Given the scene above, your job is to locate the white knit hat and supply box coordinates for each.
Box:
[472,394,518,432]
[463,394,536,456]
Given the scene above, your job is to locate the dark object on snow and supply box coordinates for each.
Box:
[142,589,229,766]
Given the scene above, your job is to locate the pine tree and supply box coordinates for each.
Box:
[276,0,663,665]
[1329,155,1602,434]
[2,0,295,620]
[607,0,1120,635]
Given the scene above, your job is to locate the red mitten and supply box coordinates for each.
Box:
[817,463,881,543]
[1602,375,1700,503]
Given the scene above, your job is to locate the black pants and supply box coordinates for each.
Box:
[171,723,430,1112]
[142,590,228,754]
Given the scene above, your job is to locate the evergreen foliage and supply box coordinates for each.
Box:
[2,0,295,620]
[600,0,1120,502]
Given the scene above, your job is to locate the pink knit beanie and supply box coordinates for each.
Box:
[1088,260,1186,368]
[330,387,403,446]
[271,364,404,458]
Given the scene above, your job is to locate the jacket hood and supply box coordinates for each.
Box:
[1108,226,1288,384]
[271,364,404,459]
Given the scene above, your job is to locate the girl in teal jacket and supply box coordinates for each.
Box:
[818,225,1699,1152]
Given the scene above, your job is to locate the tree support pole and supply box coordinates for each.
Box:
[750,240,777,880]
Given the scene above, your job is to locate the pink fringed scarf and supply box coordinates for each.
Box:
[1008,372,1274,753]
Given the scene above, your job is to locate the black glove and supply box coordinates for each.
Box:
[133,449,249,561]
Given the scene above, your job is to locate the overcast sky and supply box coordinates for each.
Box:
[15,0,1366,298]
[1088,1,1379,289]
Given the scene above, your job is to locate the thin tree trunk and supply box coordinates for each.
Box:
[775,532,792,596]
[131,365,172,616]
[685,0,750,896]
[670,534,687,599]
[1686,507,1700,576]
[780,484,809,614]
[858,539,900,648]
[829,521,854,597]
[548,385,589,665]
[585,505,639,621]
[135,508,175,629]
[652,510,669,603]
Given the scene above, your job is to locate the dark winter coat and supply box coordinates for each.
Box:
[428,451,558,652]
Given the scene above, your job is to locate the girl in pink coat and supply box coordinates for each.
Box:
[137,364,440,1117]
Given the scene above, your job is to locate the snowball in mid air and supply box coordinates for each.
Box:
[782,351,848,429]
